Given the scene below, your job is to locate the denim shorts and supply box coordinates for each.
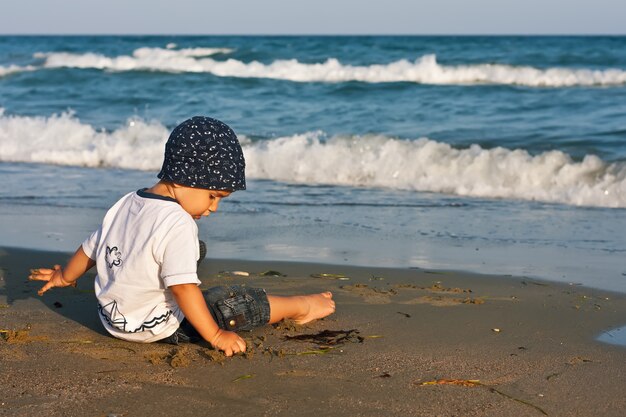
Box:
[160,285,270,345]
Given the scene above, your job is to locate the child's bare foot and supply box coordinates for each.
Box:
[293,292,335,324]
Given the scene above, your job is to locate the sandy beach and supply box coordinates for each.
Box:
[1,246,625,416]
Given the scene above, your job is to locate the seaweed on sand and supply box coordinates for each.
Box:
[283,329,363,346]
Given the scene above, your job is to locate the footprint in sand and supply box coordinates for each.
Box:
[399,295,485,307]
[339,284,397,304]
[339,282,484,306]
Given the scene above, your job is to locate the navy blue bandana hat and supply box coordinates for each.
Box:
[158,116,246,191]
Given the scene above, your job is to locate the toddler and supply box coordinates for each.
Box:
[30,116,335,356]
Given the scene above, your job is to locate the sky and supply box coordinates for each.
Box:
[0,0,625,35]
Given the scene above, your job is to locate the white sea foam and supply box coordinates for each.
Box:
[0,110,169,171]
[245,132,626,208]
[1,111,624,207]
[35,47,233,72]
[34,49,626,87]
[0,64,36,78]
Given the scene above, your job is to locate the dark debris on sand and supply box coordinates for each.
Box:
[283,329,363,346]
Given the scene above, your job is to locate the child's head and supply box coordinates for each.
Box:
[158,116,246,192]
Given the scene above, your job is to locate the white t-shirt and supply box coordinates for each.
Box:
[82,189,201,343]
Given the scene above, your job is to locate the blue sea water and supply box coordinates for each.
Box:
[0,36,625,292]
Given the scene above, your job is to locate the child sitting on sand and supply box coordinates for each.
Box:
[29,116,335,357]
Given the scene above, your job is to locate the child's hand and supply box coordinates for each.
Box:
[29,265,76,296]
[209,329,247,357]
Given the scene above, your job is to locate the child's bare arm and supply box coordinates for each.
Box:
[29,245,96,296]
[169,284,246,356]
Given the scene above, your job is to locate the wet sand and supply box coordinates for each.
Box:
[1,246,626,417]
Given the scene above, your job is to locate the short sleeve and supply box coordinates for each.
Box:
[159,219,201,288]
[81,227,101,260]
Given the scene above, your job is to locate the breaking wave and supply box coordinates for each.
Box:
[32,48,626,87]
[2,46,625,87]
[0,110,625,207]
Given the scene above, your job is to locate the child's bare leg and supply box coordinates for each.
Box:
[267,292,335,325]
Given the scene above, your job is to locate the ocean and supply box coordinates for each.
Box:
[0,36,625,292]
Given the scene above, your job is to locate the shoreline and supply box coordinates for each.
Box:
[3,243,625,296]
[2,246,626,416]
[2,162,626,296]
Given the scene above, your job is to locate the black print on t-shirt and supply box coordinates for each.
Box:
[98,300,128,331]
[105,246,123,268]
[98,301,173,333]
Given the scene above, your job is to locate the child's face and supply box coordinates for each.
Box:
[173,187,232,220]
